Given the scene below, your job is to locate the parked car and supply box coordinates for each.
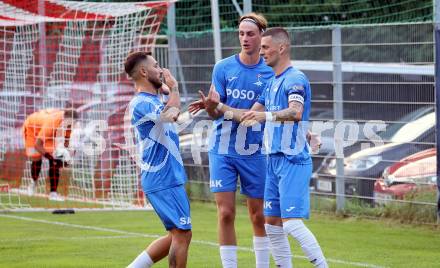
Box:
[374,148,437,205]
[313,110,435,199]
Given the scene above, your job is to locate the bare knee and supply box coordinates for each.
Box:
[247,198,265,226]
[218,205,235,225]
[249,208,265,226]
[172,229,192,245]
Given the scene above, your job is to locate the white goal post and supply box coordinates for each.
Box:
[0,0,172,211]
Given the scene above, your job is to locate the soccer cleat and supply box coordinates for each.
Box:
[49,192,64,202]
[27,180,36,196]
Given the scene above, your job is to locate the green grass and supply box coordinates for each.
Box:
[1,201,439,268]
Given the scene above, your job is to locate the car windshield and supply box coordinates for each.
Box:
[390,112,435,143]
[381,106,434,140]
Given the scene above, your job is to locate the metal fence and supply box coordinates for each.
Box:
[164,22,437,222]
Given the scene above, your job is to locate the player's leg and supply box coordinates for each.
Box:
[234,157,270,268]
[24,125,42,195]
[128,234,172,268]
[48,159,63,200]
[147,234,172,262]
[169,228,192,268]
[279,161,327,268]
[263,155,292,268]
[247,198,270,268]
[167,185,192,268]
[30,159,42,181]
[27,158,42,196]
[209,153,239,268]
[129,185,192,268]
[215,191,237,267]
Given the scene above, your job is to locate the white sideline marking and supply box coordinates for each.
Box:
[0,235,138,243]
[0,214,388,268]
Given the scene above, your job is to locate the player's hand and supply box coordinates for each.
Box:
[188,99,205,115]
[160,83,170,95]
[240,111,266,127]
[200,86,220,111]
[54,147,73,165]
[162,68,178,91]
[308,132,322,154]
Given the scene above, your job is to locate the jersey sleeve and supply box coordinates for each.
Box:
[211,62,227,103]
[284,75,308,105]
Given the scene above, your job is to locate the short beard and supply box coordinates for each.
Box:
[149,78,163,91]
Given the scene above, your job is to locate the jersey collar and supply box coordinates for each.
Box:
[234,54,264,69]
[137,91,158,98]
[275,66,293,79]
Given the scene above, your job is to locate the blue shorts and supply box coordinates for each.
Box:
[146,185,192,231]
[208,153,266,199]
[264,154,312,219]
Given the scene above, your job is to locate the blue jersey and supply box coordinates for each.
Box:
[210,54,273,158]
[257,66,312,164]
[129,92,187,194]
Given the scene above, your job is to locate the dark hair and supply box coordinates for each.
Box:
[262,27,290,43]
[64,109,78,119]
[124,51,152,77]
[239,12,267,32]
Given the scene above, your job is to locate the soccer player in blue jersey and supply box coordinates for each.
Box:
[199,27,328,267]
[124,51,192,268]
[242,27,328,268]
[190,13,279,268]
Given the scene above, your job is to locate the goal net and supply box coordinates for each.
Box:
[0,0,170,211]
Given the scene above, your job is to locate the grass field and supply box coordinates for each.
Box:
[1,201,439,268]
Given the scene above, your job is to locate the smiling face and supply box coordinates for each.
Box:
[238,21,262,56]
[260,35,281,67]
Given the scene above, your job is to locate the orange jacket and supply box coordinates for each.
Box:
[23,109,71,155]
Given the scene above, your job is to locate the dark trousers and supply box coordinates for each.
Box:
[31,158,63,192]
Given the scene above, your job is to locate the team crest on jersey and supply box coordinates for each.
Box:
[253,74,263,87]
[292,84,304,91]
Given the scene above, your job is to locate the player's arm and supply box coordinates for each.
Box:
[241,81,304,125]
[201,86,265,122]
[187,86,226,120]
[240,100,303,126]
[272,100,303,122]
[216,102,264,122]
[35,130,55,160]
[34,138,46,155]
[160,68,180,122]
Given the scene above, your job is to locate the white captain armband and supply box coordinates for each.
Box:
[288,94,304,104]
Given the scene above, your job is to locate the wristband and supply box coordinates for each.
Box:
[265,112,276,122]
[216,102,224,111]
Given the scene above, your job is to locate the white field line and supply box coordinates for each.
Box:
[0,214,388,268]
[0,235,138,243]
